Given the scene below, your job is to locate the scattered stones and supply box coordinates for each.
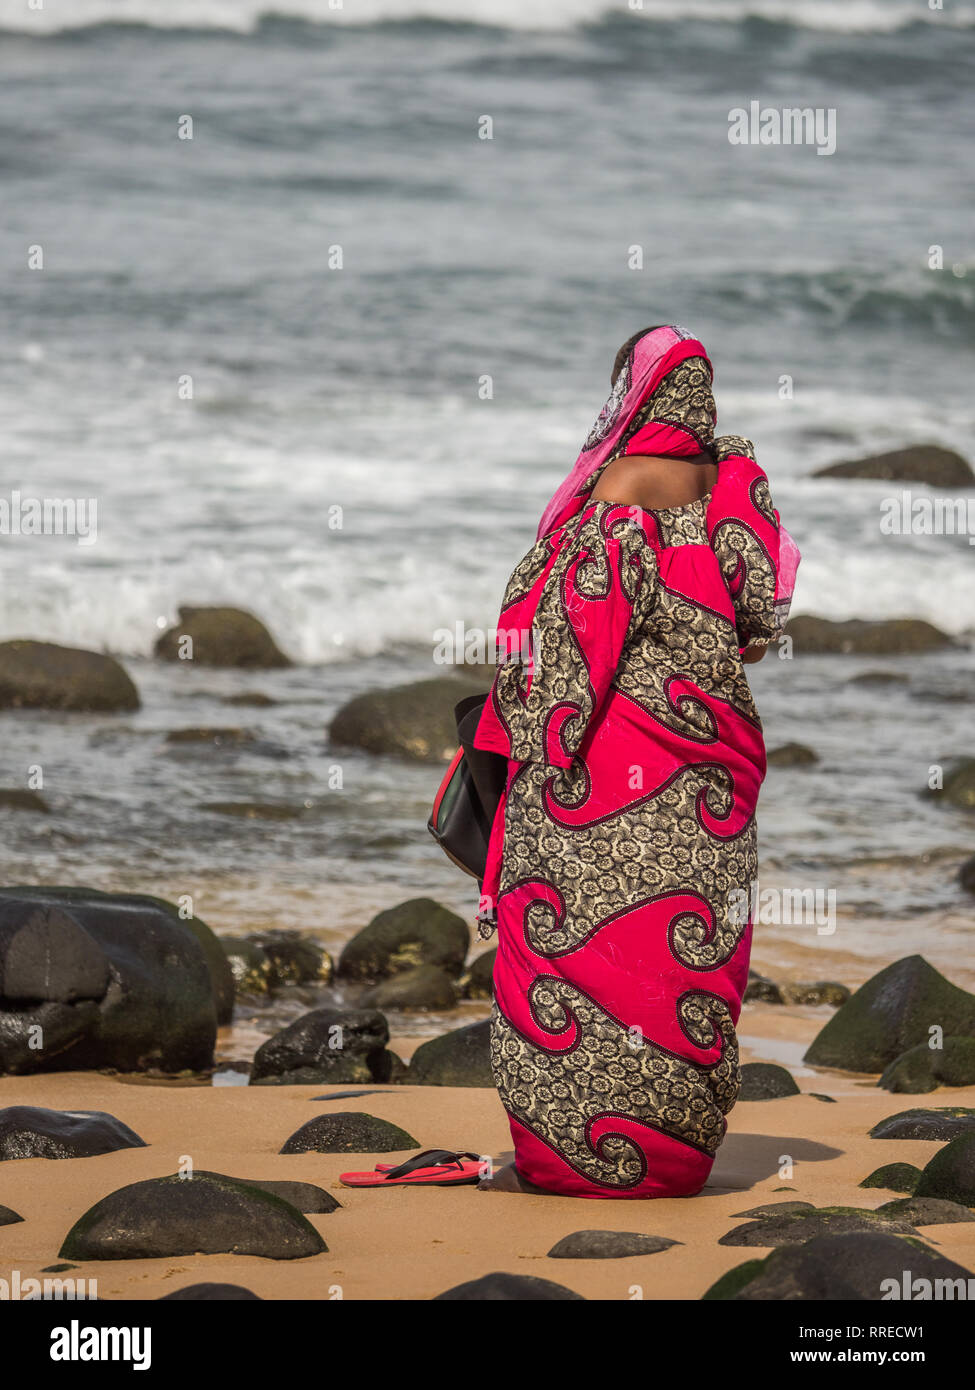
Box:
[859,1163,921,1193]
[0,1106,146,1161]
[813,444,975,488]
[160,1284,262,1300]
[329,676,487,762]
[279,1111,418,1154]
[362,965,457,1012]
[0,789,49,814]
[461,948,496,999]
[738,1063,800,1101]
[767,742,819,767]
[876,1197,975,1226]
[705,1232,974,1301]
[155,607,291,669]
[0,1205,23,1225]
[60,1173,325,1261]
[804,955,975,1073]
[547,1230,679,1259]
[869,1108,975,1142]
[406,1019,493,1087]
[719,1205,916,1248]
[338,898,469,981]
[250,1007,393,1086]
[878,1037,975,1093]
[0,640,140,712]
[960,855,975,895]
[433,1272,585,1301]
[913,1132,975,1206]
[785,616,953,656]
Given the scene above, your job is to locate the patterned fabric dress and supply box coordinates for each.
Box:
[473,328,796,1199]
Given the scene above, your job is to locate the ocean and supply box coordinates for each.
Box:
[0,0,973,1023]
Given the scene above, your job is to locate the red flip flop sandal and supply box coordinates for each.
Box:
[339,1149,484,1187]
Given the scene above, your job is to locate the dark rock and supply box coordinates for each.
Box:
[461,948,496,1000]
[848,670,910,687]
[0,789,49,813]
[547,1230,679,1259]
[279,1111,418,1154]
[708,1232,974,1301]
[155,607,291,669]
[406,1019,493,1087]
[60,1172,325,1261]
[782,981,850,1008]
[960,855,975,895]
[203,801,303,820]
[738,1063,800,1101]
[0,640,140,712]
[732,1201,815,1218]
[804,955,975,1073]
[785,616,953,656]
[0,1205,23,1225]
[338,898,469,982]
[41,1264,76,1273]
[182,1170,340,1214]
[767,742,819,767]
[809,1093,838,1103]
[0,1106,145,1161]
[220,936,273,995]
[250,1007,390,1086]
[222,692,275,707]
[913,1132,975,1206]
[877,1197,975,1226]
[160,1283,262,1300]
[879,1037,975,1093]
[245,932,333,989]
[329,676,487,763]
[814,444,974,488]
[363,965,457,1012]
[869,1108,975,1142]
[935,759,975,811]
[860,1163,921,1193]
[433,1272,585,1301]
[744,970,785,1005]
[719,1205,916,1248]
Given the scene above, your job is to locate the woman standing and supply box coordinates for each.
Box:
[474,324,799,1199]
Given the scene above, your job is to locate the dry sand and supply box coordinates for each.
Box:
[2,1002,974,1301]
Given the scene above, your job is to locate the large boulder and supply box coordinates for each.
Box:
[59,1173,325,1261]
[869,1108,975,1142]
[0,888,222,1074]
[804,956,975,1073]
[0,1106,146,1161]
[434,1272,585,1301]
[279,1111,418,1154]
[160,1284,262,1300]
[243,932,333,990]
[0,640,139,712]
[931,760,975,811]
[547,1230,678,1259]
[362,965,457,1012]
[338,898,469,981]
[250,1006,394,1085]
[814,445,974,488]
[405,1019,493,1087]
[155,606,291,668]
[329,677,487,762]
[738,1063,800,1101]
[913,1133,975,1206]
[718,1205,916,1248]
[878,1037,975,1093]
[785,617,953,656]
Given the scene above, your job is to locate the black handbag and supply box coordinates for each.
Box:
[427,693,507,881]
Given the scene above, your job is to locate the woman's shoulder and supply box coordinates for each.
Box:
[590,452,718,511]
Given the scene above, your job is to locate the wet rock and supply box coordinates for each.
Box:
[732,1201,815,1218]
[848,670,910,687]
[433,1272,585,1301]
[0,1205,23,1225]
[859,1163,922,1193]
[0,1107,146,1161]
[877,1197,975,1226]
[406,1019,493,1087]
[744,970,784,1005]
[220,936,273,995]
[203,801,304,820]
[869,1108,975,1142]
[934,759,975,811]
[804,955,975,1073]
[0,640,140,712]
[960,855,975,895]
[190,1171,340,1214]
[785,616,953,656]
[878,1037,975,1093]
[913,1132,975,1206]
[338,898,469,981]
[738,1063,800,1101]
[461,948,496,1000]
[0,789,49,813]
[245,932,333,989]
[221,692,276,708]
[767,742,819,767]
[279,1111,418,1154]
[707,1232,974,1301]
[782,981,850,1007]
[814,444,974,488]
[60,1172,325,1260]
[362,965,457,1012]
[0,888,223,1072]
[250,1007,391,1086]
[719,1205,916,1248]
[155,607,291,669]
[547,1230,679,1259]
[329,676,487,763]
[160,1284,262,1300]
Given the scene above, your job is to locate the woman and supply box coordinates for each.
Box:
[473,324,800,1199]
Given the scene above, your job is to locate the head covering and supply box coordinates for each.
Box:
[536,324,716,541]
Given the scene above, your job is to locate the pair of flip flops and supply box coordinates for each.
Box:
[339,1149,484,1187]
